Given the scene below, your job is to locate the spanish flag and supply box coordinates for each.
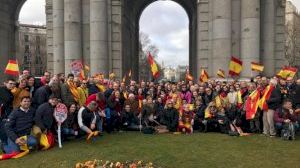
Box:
[245,89,261,120]
[217,69,225,78]
[186,68,194,81]
[229,56,243,76]
[199,69,209,82]
[5,60,19,76]
[122,75,126,83]
[147,52,160,79]
[79,69,85,80]
[258,85,274,111]
[251,62,264,72]
[109,72,116,80]
[84,65,90,72]
[277,66,298,79]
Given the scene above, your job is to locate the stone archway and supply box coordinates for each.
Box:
[121,0,197,80]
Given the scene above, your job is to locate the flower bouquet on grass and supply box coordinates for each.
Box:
[75,160,159,168]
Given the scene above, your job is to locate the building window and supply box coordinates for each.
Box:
[24,35,29,42]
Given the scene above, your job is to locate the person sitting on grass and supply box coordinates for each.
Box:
[1,96,37,160]
[122,104,139,131]
[274,99,299,138]
[142,96,159,127]
[78,101,100,141]
[193,98,206,132]
[61,103,79,140]
[161,100,179,132]
[178,104,194,134]
[203,102,227,133]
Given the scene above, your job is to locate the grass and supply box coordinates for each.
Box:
[0,132,300,168]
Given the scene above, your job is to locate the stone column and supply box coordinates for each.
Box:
[212,0,232,76]
[231,0,241,58]
[241,0,260,78]
[53,0,64,74]
[82,0,90,67]
[64,0,82,74]
[262,0,275,77]
[90,0,108,76]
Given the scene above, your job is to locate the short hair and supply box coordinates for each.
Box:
[49,94,59,100]
[21,96,31,102]
[282,99,292,104]
[5,77,15,82]
[67,73,74,78]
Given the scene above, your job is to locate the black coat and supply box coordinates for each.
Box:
[0,86,14,119]
[267,86,282,110]
[161,107,179,132]
[35,102,55,131]
[5,108,35,141]
[32,85,52,108]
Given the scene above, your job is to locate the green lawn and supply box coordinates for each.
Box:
[0,132,299,168]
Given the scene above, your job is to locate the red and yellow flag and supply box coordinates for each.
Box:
[217,69,225,78]
[147,52,160,79]
[199,69,209,82]
[84,65,90,72]
[277,66,298,79]
[186,68,194,81]
[229,56,243,76]
[251,62,264,72]
[79,69,85,80]
[5,60,19,76]
[245,89,261,120]
[258,85,274,111]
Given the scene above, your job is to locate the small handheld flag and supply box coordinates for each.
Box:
[5,60,19,76]
[199,69,209,82]
[217,69,225,78]
[229,56,243,76]
[251,62,264,72]
[147,52,160,79]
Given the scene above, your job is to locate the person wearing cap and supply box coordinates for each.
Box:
[33,95,58,142]
[3,96,37,155]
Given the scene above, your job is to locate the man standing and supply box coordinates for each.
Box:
[263,78,281,137]
[3,96,37,155]
[0,78,15,144]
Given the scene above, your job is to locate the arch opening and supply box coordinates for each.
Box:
[122,0,197,81]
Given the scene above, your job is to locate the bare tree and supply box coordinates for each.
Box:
[139,32,162,81]
[285,21,300,67]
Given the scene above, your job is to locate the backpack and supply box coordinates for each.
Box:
[281,123,295,140]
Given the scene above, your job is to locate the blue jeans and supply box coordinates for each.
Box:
[62,128,75,135]
[3,135,37,154]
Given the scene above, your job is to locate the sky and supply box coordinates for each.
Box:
[19,0,300,67]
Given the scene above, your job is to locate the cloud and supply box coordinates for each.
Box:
[289,0,300,11]
[19,0,46,25]
[140,1,189,67]
[19,0,190,67]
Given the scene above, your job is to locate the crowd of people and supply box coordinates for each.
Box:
[0,70,300,159]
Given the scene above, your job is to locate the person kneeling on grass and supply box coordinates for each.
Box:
[274,99,299,139]
[1,96,37,160]
[78,101,100,141]
[61,103,79,140]
[33,95,57,150]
